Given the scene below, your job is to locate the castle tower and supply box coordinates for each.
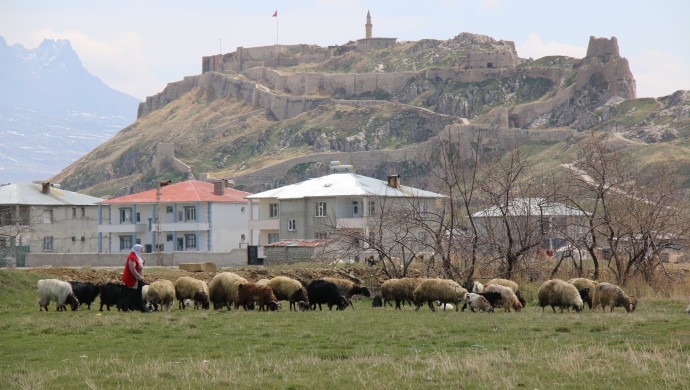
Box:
[365,10,372,39]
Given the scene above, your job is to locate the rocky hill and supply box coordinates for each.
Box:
[50,33,690,197]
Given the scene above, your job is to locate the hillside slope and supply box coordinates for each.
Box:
[51,33,690,197]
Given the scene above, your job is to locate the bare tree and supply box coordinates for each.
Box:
[558,134,690,285]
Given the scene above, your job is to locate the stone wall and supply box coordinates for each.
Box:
[25,249,247,268]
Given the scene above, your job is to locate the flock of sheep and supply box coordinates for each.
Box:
[35,272,650,315]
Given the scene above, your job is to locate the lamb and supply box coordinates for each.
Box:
[208,272,247,310]
[322,277,370,310]
[567,278,598,309]
[591,282,635,313]
[471,280,484,293]
[265,276,309,311]
[486,278,526,307]
[464,292,495,313]
[537,279,584,313]
[381,277,422,309]
[236,283,280,311]
[145,279,176,311]
[435,301,455,311]
[461,291,502,311]
[37,279,79,311]
[69,281,100,310]
[483,284,523,312]
[306,280,348,311]
[412,278,467,312]
[174,276,210,310]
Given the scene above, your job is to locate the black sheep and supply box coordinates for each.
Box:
[306,280,348,311]
[371,295,383,308]
[69,281,100,310]
[98,282,127,311]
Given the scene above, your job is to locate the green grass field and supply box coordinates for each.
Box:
[1,269,688,389]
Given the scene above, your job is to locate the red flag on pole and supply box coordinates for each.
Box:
[272,10,277,17]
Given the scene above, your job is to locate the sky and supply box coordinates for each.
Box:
[2,0,689,101]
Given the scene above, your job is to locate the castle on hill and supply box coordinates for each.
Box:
[355,10,397,51]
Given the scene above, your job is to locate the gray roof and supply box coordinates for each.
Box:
[472,197,587,218]
[0,183,103,206]
[247,173,447,200]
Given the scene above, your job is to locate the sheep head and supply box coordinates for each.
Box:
[267,301,280,311]
[194,291,210,310]
[68,294,80,311]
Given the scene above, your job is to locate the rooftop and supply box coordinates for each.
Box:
[472,198,588,218]
[246,173,446,200]
[0,183,103,206]
[100,180,251,205]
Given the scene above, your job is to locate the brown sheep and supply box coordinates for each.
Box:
[174,276,209,310]
[591,282,634,313]
[537,279,584,313]
[483,284,523,312]
[487,278,526,307]
[236,283,280,311]
[412,278,467,312]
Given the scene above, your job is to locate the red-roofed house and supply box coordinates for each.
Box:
[97,180,251,254]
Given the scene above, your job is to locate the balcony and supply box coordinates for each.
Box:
[99,222,148,234]
[336,217,367,230]
[249,219,280,230]
[152,222,210,232]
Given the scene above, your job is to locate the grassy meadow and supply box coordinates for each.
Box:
[1,269,689,389]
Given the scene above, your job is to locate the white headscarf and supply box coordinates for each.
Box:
[131,244,144,265]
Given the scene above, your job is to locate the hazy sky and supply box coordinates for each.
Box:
[2,0,689,100]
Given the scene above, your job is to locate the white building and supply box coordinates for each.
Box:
[97,180,251,253]
[0,182,103,263]
[246,173,446,258]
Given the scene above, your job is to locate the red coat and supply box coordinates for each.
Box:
[122,252,142,288]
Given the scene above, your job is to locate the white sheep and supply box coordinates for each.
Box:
[381,278,422,309]
[567,277,598,310]
[412,278,467,312]
[146,279,175,311]
[464,292,494,313]
[37,279,79,311]
[174,276,210,310]
[591,282,635,313]
[434,301,455,311]
[471,280,484,293]
[537,279,584,313]
[483,284,523,312]
[266,276,309,311]
[208,272,247,310]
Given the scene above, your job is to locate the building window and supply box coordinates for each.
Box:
[81,236,85,242]
[315,202,327,217]
[417,200,427,213]
[269,203,279,218]
[184,206,196,222]
[268,233,279,244]
[72,236,76,243]
[241,207,246,214]
[81,207,86,217]
[43,209,53,224]
[368,201,376,215]
[42,236,54,252]
[136,212,141,223]
[185,234,197,249]
[288,219,296,231]
[166,206,173,214]
[315,232,328,239]
[352,201,359,215]
[120,208,132,223]
[119,236,133,250]
[166,234,173,242]
[72,208,77,218]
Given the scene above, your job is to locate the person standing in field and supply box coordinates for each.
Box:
[122,243,147,312]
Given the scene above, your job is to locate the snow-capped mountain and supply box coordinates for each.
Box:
[0,36,139,183]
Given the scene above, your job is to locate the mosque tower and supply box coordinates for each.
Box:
[365,10,372,39]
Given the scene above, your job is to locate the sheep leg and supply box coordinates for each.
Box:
[427,301,435,312]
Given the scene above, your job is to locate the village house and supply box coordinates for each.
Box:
[97,180,251,254]
[0,182,103,266]
[472,197,589,255]
[246,171,446,263]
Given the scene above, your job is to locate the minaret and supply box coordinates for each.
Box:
[365,10,372,39]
